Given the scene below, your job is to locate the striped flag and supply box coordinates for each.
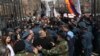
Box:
[65,0,79,15]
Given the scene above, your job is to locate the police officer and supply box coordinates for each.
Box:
[81,27,94,56]
[61,25,75,56]
[38,31,68,56]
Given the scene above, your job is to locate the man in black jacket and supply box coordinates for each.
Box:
[33,28,55,50]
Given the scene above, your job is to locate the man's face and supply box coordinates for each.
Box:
[27,30,34,40]
[16,28,21,33]
[61,26,68,32]
[84,13,90,18]
[9,32,13,35]
[39,30,46,38]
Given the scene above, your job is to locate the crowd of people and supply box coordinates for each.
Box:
[0,13,100,56]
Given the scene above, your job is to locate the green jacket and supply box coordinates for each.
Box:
[15,51,39,56]
[42,40,68,56]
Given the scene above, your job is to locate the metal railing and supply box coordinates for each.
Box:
[0,0,23,30]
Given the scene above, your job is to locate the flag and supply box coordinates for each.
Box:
[65,0,74,14]
[45,1,51,17]
[54,8,60,17]
[53,0,60,17]
[75,0,81,15]
[65,0,79,15]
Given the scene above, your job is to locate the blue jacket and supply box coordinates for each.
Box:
[32,26,41,38]
[82,31,94,49]
[24,40,33,52]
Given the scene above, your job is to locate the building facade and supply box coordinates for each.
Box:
[22,0,41,17]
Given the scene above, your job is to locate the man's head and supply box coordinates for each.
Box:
[15,27,21,34]
[61,25,69,32]
[39,29,47,38]
[26,30,34,41]
[57,31,66,41]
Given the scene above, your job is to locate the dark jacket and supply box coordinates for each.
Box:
[82,31,94,49]
[33,36,54,50]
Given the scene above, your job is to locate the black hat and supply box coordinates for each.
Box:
[22,31,29,39]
